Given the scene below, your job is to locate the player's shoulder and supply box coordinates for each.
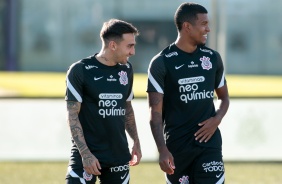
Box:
[68,55,95,71]
[198,45,220,57]
[151,43,178,63]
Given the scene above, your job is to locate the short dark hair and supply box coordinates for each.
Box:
[100,19,139,44]
[174,2,208,31]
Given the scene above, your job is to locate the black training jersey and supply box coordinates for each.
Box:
[65,54,133,168]
[147,43,226,154]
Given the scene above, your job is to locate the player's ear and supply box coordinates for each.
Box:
[109,41,117,51]
[183,22,191,31]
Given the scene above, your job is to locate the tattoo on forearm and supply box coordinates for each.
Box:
[80,150,93,166]
[150,111,166,149]
[125,102,140,146]
[67,101,89,155]
[71,126,87,150]
[148,93,166,149]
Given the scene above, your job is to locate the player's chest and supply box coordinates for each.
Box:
[83,69,131,95]
[166,55,216,82]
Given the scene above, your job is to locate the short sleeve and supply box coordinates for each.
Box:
[214,52,226,89]
[65,62,84,102]
[147,55,166,94]
[126,62,134,101]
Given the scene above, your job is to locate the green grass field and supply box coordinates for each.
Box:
[0,162,281,184]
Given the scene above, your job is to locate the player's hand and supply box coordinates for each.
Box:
[194,117,220,143]
[82,151,101,175]
[159,147,175,175]
[129,141,142,166]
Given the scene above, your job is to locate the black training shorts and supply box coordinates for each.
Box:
[166,146,225,184]
[66,163,130,184]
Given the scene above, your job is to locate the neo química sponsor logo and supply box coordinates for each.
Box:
[98,93,125,118]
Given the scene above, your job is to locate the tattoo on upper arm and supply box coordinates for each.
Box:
[148,92,163,122]
[67,101,81,125]
[148,92,162,106]
[67,101,80,111]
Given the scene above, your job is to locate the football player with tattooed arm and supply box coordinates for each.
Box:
[65,19,141,184]
[147,3,229,184]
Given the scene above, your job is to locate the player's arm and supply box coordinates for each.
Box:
[148,92,175,175]
[125,101,142,166]
[194,85,229,143]
[67,101,101,175]
[214,84,230,123]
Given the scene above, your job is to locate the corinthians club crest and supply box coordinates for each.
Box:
[118,71,128,85]
[83,170,93,181]
[179,175,189,184]
[200,56,212,70]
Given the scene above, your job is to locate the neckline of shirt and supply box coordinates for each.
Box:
[172,43,200,56]
[90,54,119,69]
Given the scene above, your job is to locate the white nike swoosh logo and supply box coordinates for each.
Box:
[216,172,223,178]
[175,64,184,69]
[94,76,103,80]
[121,172,128,180]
